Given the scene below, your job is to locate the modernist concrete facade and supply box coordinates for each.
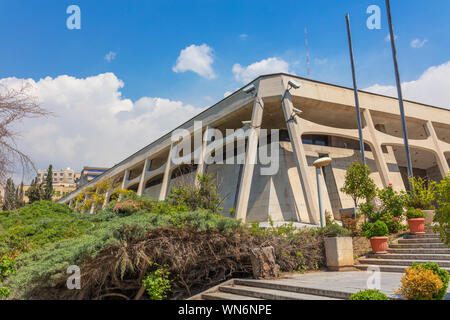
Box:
[59,74,450,225]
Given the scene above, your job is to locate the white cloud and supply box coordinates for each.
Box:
[104,51,116,62]
[232,57,291,83]
[1,73,204,179]
[172,44,216,79]
[223,91,233,98]
[364,61,450,109]
[239,34,248,40]
[410,38,428,48]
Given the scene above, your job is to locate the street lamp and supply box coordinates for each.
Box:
[313,157,332,227]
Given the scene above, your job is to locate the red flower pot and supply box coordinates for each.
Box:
[370,236,388,254]
[408,218,425,235]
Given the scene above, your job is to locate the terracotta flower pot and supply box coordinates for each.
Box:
[408,218,425,234]
[370,236,388,254]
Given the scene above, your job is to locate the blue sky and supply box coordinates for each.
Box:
[0,0,449,178]
[1,0,449,105]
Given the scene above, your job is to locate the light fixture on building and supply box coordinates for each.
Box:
[242,84,256,94]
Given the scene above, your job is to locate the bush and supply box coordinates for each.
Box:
[0,254,16,299]
[406,208,424,219]
[317,223,350,238]
[142,263,171,300]
[380,213,402,234]
[363,221,389,239]
[378,185,406,218]
[434,174,450,245]
[396,265,443,300]
[411,262,449,300]
[167,174,224,214]
[340,163,378,207]
[406,177,437,210]
[349,289,389,300]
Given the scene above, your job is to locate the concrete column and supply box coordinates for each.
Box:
[362,109,390,187]
[159,146,173,201]
[102,189,112,209]
[425,121,450,177]
[137,158,151,196]
[121,169,130,189]
[69,199,73,207]
[235,96,264,222]
[195,126,210,187]
[281,82,319,224]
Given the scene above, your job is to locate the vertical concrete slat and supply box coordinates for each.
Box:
[121,169,130,189]
[137,158,151,196]
[425,121,450,178]
[362,109,390,187]
[159,146,173,201]
[102,189,112,209]
[195,126,210,187]
[280,79,319,224]
[235,95,264,222]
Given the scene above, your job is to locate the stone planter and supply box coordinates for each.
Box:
[324,237,354,271]
[408,218,425,235]
[423,210,435,226]
[370,236,388,254]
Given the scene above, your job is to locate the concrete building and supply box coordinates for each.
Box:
[36,168,80,188]
[59,74,450,225]
[77,166,109,188]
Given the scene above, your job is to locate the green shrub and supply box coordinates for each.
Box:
[142,263,171,300]
[380,213,402,234]
[406,177,437,210]
[318,223,350,237]
[434,174,450,245]
[378,185,407,218]
[349,289,389,300]
[340,162,378,207]
[411,262,449,300]
[406,208,424,219]
[0,254,16,299]
[364,221,389,239]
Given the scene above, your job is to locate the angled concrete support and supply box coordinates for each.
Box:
[362,109,390,187]
[235,95,264,222]
[102,189,112,209]
[425,121,450,177]
[281,79,319,224]
[121,169,130,189]
[137,158,151,196]
[195,126,210,187]
[159,146,173,201]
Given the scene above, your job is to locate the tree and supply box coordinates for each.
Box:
[16,182,26,208]
[0,82,50,184]
[2,178,16,211]
[25,178,43,204]
[340,162,377,207]
[43,164,53,201]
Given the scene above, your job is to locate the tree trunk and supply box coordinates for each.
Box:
[249,246,280,279]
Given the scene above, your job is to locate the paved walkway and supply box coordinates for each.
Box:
[255,271,450,299]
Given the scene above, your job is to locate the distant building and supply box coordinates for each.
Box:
[36,168,80,188]
[77,166,109,187]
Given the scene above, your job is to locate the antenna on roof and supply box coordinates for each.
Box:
[305,27,310,76]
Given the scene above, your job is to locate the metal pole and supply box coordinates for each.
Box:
[316,167,325,227]
[386,0,414,183]
[345,14,366,165]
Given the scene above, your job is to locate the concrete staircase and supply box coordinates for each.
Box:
[356,233,450,273]
[196,279,347,300]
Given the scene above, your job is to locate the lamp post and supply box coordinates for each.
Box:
[313,157,332,227]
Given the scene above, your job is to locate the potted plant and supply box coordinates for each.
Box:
[406,177,437,226]
[320,224,354,271]
[406,207,425,235]
[363,220,389,254]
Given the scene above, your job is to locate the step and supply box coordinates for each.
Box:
[397,238,443,244]
[202,292,262,300]
[355,264,450,273]
[389,243,447,248]
[369,253,450,261]
[405,233,440,239]
[219,285,342,300]
[234,279,352,300]
[388,248,450,254]
[359,258,450,268]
